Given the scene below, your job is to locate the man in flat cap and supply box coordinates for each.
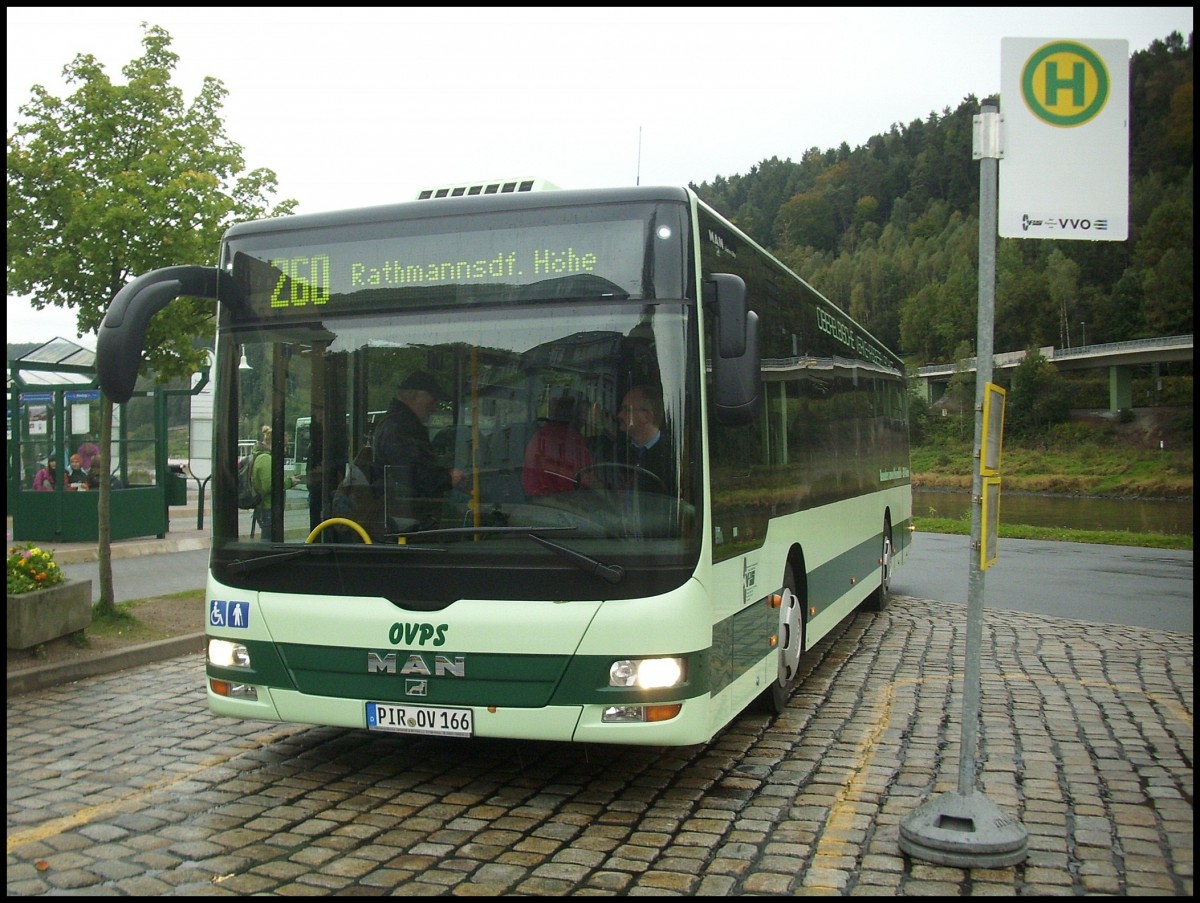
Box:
[371,371,465,533]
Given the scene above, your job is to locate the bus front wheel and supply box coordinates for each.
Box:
[764,563,804,715]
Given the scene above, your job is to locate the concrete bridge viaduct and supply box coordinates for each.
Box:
[915,334,1193,412]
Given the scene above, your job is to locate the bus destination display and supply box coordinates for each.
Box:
[234,219,647,314]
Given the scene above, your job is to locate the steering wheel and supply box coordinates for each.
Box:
[306,517,372,544]
[575,462,668,495]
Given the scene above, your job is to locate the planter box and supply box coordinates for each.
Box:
[7,578,93,650]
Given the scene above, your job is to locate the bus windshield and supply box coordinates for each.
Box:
[216,296,700,571]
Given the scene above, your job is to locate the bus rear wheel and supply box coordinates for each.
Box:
[864,521,893,612]
[763,563,804,715]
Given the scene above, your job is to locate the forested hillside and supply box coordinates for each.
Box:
[692,32,1193,364]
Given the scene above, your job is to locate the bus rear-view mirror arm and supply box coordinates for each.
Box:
[97,265,236,403]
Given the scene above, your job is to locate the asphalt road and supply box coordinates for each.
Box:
[60,548,210,603]
[60,533,1193,634]
[891,532,1193,633]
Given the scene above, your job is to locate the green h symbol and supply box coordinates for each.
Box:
[1043,61,1085,106]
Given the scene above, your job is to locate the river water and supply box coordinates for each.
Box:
[912,489,1193,536]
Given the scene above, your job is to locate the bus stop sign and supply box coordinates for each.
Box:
[999,38,1129,241]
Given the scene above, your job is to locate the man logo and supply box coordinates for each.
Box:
[367,652,466,677]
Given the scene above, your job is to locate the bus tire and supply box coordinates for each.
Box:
[864,520,893,612]
[763,563,804,715]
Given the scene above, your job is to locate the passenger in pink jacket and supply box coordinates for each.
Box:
[33,454,58,491]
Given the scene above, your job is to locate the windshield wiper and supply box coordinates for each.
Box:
[226,548,323,575]
[390,525,625,585]
[528,533,625,585]
[225,542,440,575]
[388,525,577,540]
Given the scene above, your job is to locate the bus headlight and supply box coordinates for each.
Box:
[208,638,251,669]
[609,657,685,689]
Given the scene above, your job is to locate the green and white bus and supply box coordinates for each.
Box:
[97,183,911,746]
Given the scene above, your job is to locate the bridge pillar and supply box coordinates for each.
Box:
[1108,365,1133,412]
[922,376,948,405]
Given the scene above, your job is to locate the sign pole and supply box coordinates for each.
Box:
[899,100,1028,867]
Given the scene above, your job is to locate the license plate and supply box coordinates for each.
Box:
[366,702,474,738]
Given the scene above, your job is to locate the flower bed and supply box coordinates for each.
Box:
[7,543,93,650]
[8,542,65,595]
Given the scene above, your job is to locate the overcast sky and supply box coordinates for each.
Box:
[7,6,1193,346]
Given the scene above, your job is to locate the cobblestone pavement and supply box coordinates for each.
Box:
[7,598,1193,896]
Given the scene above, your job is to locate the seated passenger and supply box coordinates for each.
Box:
[617,384,675,492]
[522,396,593,496]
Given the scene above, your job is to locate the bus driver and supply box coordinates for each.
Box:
[617,384,674,492]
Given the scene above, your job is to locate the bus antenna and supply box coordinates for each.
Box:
[636,126,642,186]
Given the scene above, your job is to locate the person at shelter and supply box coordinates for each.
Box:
[76,435,100,471]
[86,455,123,490]
[65,454,89,489]
[33,454,58,491]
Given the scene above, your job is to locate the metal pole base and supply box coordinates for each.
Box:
[899,791,1028,868]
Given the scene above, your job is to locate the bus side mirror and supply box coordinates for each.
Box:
[705,273,760,426]
[98,265,230,403]
[710,273,747,357]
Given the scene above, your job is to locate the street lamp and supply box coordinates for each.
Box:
[1080,322,1087,346]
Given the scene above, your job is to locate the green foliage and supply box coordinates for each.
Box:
[1058,375,1109,408]
[1006,347,1072,439]
[1165,405,1192,435]
[7,23,298,615]
[1136,174,1194,336]
[6,23,297,380]
[906,391,930,445]
[7,543,66,595]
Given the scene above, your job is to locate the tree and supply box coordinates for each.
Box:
[945,340,977,441]
[774,189,839,253]
[1134,185,1194,336]
[1045,249,1082,348]
[7,24,296,614]
[1006,347,1072,440]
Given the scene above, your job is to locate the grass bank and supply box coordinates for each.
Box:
[913,516,1191,551]
[910,407,1192,551]
[911,442,1192,498]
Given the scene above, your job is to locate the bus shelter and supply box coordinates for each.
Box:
[7,338,189,542]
